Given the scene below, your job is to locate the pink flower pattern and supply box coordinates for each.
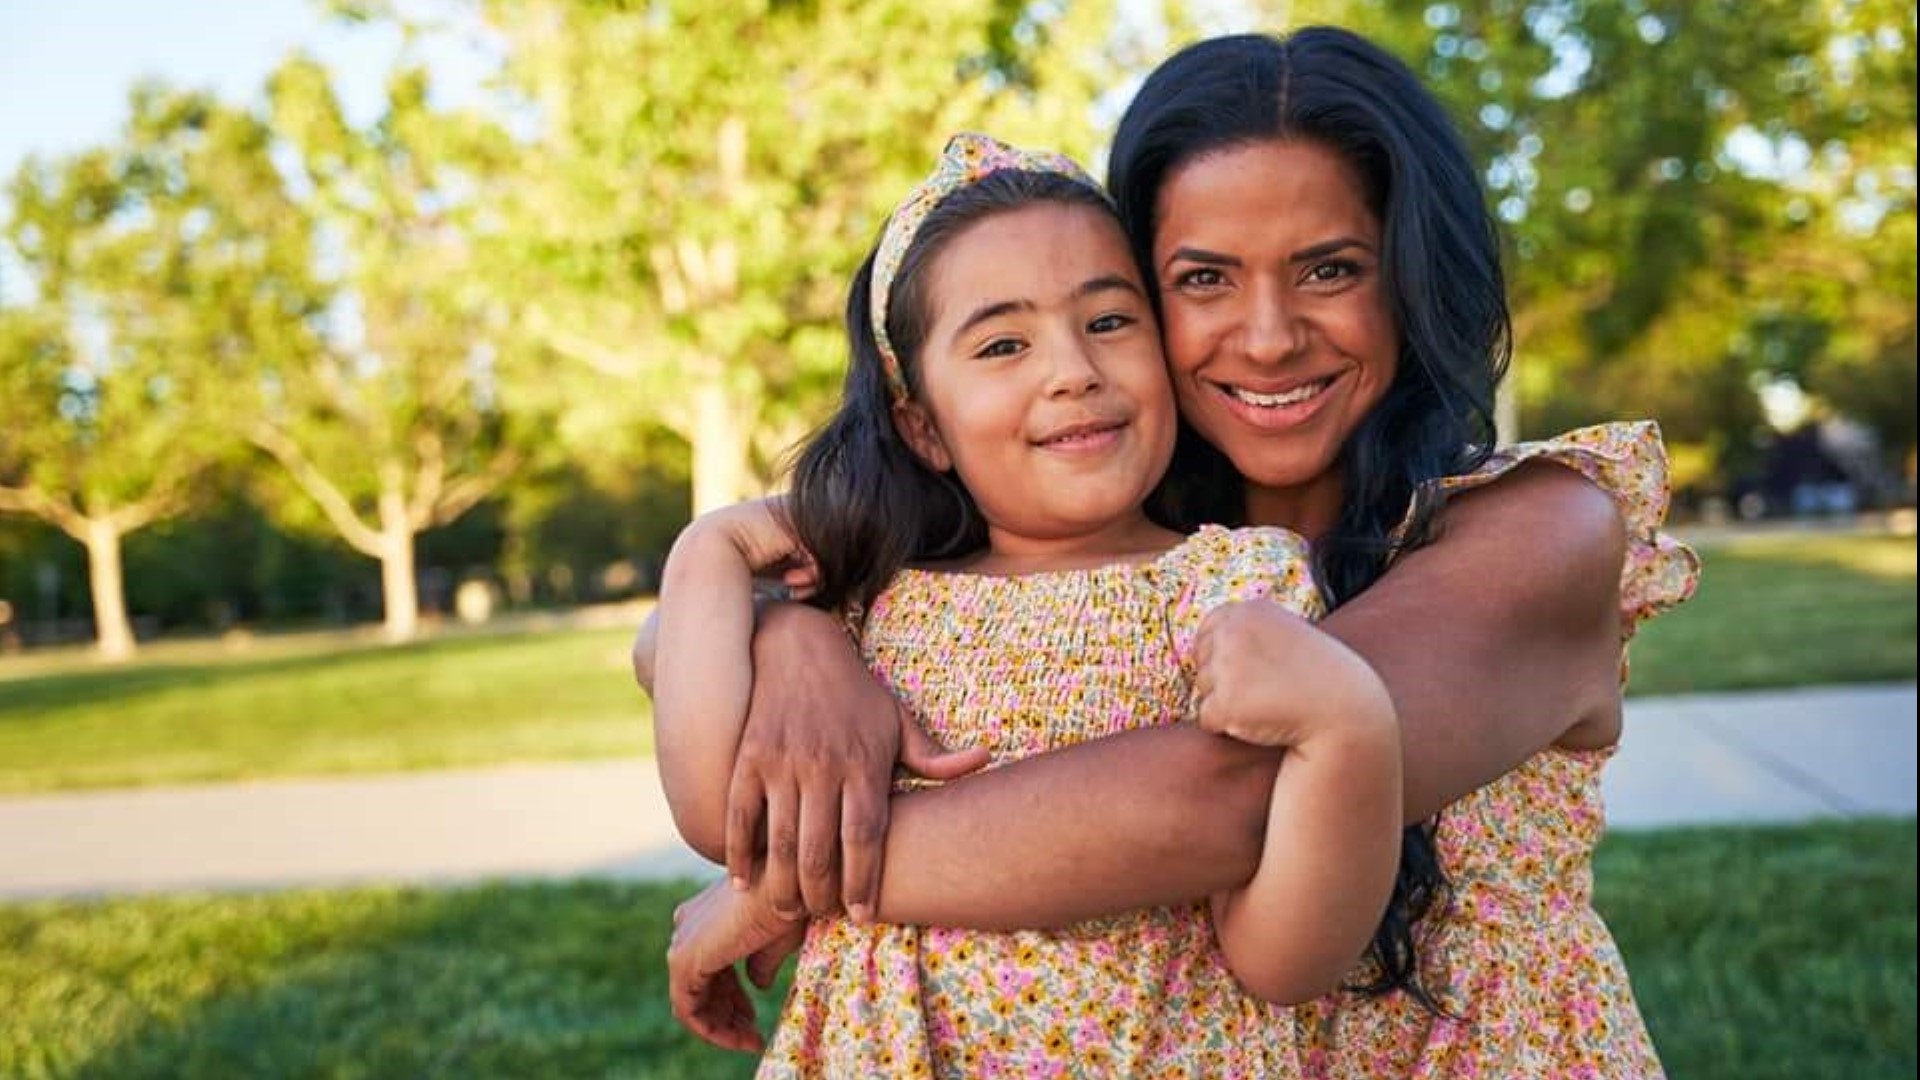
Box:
[761,422,1699,1079]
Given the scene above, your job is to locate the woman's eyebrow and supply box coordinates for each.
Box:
[1288,236,1376,262]
[1160,246,1239,273]
[1162,237,1378,274]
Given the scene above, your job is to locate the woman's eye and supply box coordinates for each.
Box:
[1305,260,1360,285]
[1176,267,1226,289]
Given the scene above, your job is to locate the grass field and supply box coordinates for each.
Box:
[1,817,1911,1079]
[0,532,1912,794]
[1628,532,1917,695]
[0,625,646,794]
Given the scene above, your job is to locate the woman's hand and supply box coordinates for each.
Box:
[732,603,989,921]
[667,880,806,1053]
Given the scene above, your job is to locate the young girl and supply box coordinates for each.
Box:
[650,134,1407,1075]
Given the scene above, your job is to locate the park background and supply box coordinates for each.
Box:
[0,0,1914,1077]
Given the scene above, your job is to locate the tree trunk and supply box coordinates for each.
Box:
[1496,365,1520,446]
[378,489,419,642]
[691,375,753,516]
[83,518,136,661]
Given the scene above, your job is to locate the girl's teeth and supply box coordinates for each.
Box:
[1229,381,1325,407]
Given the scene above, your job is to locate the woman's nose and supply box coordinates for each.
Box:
[1240,286,1307,365]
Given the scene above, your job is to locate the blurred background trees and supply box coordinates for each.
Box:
[1,0,1912,655]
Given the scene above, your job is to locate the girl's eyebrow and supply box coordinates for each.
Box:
[950,273,1146,340]
[1161,236,1377,274]
[1076,272,1147,301]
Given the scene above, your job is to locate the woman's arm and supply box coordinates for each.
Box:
[1321,462,1628,820]
[667,462,1626,927]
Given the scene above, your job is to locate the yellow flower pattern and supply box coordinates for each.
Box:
[760,525,1319,1077]
[759,423,1698,1079]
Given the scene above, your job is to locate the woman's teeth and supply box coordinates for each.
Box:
[1227,379,1328,407]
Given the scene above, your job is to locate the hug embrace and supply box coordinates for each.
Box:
[639,24,1698,1080]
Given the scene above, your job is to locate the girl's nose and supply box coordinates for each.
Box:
[1045,339,1103,397]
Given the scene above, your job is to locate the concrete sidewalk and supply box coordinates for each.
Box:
[1,683,1912,900]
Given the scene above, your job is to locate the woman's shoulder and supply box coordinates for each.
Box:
[1422,421,1701,631]
[1440,422,1671,505]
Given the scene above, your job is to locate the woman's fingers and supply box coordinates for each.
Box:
[839,783,885,924]
[724,763,766,892]
[796,779,843,915]
[760,781,804,917]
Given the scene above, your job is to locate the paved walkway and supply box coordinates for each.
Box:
[1,683,1912,899]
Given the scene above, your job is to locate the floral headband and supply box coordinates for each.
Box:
[870,132,1106,402]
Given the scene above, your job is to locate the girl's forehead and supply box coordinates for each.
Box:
[923,203,1139,319]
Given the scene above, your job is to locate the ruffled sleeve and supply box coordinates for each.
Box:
[1424,421,1701,638]
[1151,524,1325,678]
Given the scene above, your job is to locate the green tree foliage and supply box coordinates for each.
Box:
[251,56,530,641]
[478,0,1141,513]
[0,90,288,658]
[1423,0,1913,483]
[1223,0,1915,485]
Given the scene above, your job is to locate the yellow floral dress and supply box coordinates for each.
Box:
[1280,421,1701,1079]
[760,525,1322,1078]
[762,421,1698,1079]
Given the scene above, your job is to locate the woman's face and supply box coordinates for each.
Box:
[899,200,1175,562]
[1151,138,1399,536]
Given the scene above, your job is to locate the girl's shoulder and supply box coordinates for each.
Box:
[1149,524,1323,624]
[1416,421,1701,632]
[1165,523,1314,575]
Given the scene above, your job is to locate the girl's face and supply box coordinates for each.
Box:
[1152,138,1399,537]
[898,201,1176,563]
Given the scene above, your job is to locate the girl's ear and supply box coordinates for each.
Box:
[892,400,953,472]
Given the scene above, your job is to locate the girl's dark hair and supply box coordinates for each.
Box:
[788,170,1117,614]
[1112,26,1514,1009]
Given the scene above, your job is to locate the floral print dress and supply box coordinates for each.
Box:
[759,524,1321,1079]
[761,422,1699,1079]
[1279,421,1700,1079]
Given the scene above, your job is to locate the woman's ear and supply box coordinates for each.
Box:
[892,400,953,472]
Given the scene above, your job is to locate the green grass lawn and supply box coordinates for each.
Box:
[0,626,648,794]
[2,818,1911,1079]
[1628,532,1917,696]
[0,532,1911,794]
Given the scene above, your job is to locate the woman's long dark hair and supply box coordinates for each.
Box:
[1111,26,1515,1008]
[788,171,1118,615]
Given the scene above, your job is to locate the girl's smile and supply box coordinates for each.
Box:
[897,200,1179,565]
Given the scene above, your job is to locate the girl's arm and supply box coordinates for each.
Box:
[652,503,806,862]
[1188,601,1402,1004]
[641,463,1626,924]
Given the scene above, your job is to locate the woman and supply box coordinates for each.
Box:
[646,26,1696,1077]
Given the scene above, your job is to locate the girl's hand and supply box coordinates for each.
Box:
[698,497,819,599]
[1191,599,1390,748]
[667,880,806,1053]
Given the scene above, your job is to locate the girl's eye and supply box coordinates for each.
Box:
[1088,313,1134,334]
[976,337,1025,359]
